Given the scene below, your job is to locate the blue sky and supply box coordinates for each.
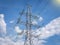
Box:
[0,0,60,45]
[0,0,60,26]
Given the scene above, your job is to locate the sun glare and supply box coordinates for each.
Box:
[54,0,60,5]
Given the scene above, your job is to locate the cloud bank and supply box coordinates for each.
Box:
[0,14,60,45]
[0,14,6,36]
[34,17,60,39]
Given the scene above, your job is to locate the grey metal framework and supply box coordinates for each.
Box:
[16,5,40,45]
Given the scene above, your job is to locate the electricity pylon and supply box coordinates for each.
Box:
[16,5,40,45]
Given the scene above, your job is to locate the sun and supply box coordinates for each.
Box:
[55,0,60,4]
[54,0,60,5]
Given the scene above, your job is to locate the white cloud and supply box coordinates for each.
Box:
[0,36,46,45]
[15,26,25,38]
[0,37,24,45]
[0,14,6,35]
[9,20,14,23]
[33,17,60,39]
[32,37,46,45]
[0,15,60,45]
[15,26,22,33]
[32,16,43,25]
[32,20,38,25]
[39,17,43,22]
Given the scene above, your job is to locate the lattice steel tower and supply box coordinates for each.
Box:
[16,4,40,45]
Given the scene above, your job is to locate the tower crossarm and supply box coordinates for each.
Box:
[16,20,40,29]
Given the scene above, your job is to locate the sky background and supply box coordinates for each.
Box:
[0,0,60,26]
[0,0,60,45]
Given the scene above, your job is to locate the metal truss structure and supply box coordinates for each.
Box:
[16,5,40,45]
